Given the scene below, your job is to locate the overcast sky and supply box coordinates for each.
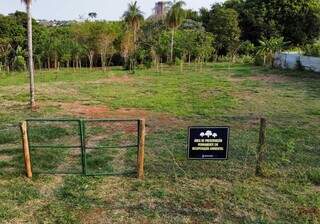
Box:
[0,0,223,21]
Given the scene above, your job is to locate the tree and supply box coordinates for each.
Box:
[166,0,186,62]
[0,38,12,72]
[88,12,97,19]
[140,20,167,69]
[207,6,240,56]
[226,0,320,45]
[123,1,143,51]
[122,1,144,72]
[121,31,135,70]
[22,0,36,109]
[95,22,117,70]
[71,21,97,69]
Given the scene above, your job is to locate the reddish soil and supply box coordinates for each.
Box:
[58,102,187,132]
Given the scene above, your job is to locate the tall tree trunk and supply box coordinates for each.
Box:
[54,53,58,69]
[156,57,159,72]
[132,27,137,73]
[4,57,9,72]
[26,3,36,109]
[88,51,94,69]
[75,55,79,68]
[100,52,106,71]
[108,54,114,67]
[170,27,175,63]
[47,57,50,69]
[37,57,41,70]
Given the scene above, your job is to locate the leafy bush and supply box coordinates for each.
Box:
[143,60,152,69]
[254,54,264,66]
[13,56,26,71]
[307,169,320,185]
[286,47,303,53]
[240,55,255,64]
[175,58,183,66]
[239,40,256,55]
[304,41,320,57]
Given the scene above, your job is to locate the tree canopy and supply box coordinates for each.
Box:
[1,0,320,72]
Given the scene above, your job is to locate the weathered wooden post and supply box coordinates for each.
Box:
[20,121,32,178]
[137,119,145,179]
[256,117,267,176]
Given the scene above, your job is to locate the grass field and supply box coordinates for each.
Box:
[0,63,319,223]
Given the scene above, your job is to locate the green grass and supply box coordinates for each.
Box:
[0,64,319,223]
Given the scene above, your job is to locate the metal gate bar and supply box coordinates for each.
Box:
[21,118,145,178]
[26,119,83,175]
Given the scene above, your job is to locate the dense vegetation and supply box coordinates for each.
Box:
[1,0,320,72]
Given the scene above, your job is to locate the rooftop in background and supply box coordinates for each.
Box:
[0,0,221,21]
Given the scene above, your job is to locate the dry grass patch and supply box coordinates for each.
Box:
[249,74,292,83]
[89,74,135,85]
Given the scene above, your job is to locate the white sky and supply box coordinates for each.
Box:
[0,0,223,21]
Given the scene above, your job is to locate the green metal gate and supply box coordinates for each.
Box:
[26,118,142,176]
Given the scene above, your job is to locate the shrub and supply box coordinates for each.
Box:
[304,41,320,57]
[175,58,183,66]
[13,56,26,71]
[143,60,153,69]
[239,40,256,55]
[240,55,255,64]
[254,54,265,66]
[307,169,320,185]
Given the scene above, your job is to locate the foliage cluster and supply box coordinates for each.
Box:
[304,41,320,57]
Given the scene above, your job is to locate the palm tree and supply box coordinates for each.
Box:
[166,0,186,62]
[22,0,36,109]
[123,1,144,51]
[122,1,144,72]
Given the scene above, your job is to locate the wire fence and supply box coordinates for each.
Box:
[0,115,319,180]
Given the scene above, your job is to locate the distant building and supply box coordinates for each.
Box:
[36,19,75,27]
[154,1,165,19]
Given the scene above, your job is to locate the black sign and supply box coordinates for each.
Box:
[187,126,230,160]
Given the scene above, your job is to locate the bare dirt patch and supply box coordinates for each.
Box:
[58,102,187,132]
[79,208,110,224]
[61,102,110,118]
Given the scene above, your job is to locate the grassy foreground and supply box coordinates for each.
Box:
[0,64,319,223]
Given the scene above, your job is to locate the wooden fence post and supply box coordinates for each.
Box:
[137,119,145,179]
[256,117,267,177]
[20,121,32,178]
